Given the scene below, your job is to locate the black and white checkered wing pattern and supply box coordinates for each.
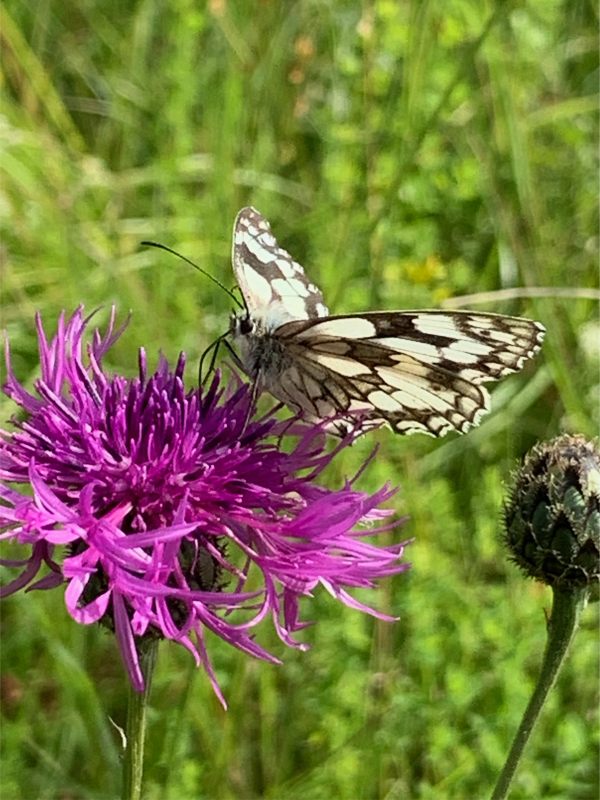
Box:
[272,311,545,436]
[232,207,328,321]
[229,208,545,437]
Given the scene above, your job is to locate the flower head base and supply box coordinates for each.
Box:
[1,308,409,705]
[503,434,600,590]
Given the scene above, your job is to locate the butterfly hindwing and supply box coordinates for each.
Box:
[230,208,545,437]
[279,310,544,382]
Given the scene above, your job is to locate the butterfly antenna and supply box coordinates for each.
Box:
[141,240,244,309]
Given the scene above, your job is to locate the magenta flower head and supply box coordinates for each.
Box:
[0,308,409,706]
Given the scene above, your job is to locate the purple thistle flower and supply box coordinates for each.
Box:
[0,308,409,706]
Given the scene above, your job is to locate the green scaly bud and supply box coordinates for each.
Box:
[503,434,600,589]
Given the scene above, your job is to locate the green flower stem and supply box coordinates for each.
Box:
[122,640,158,800]
[491,586,588,800]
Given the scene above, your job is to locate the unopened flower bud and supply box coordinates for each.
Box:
[503,435,600,589]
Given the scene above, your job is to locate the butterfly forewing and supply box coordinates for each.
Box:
[233,207,328,322]
[230,207,545,437]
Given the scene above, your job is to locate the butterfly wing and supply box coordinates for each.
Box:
[232,207,329,322]
[269,311,545,436]
[229,208,545,437]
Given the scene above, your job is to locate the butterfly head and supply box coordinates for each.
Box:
[231,303,299,340]
[231,312,255,337]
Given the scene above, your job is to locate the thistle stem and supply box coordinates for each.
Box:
[491,586,587,800]
[122,640,158,800]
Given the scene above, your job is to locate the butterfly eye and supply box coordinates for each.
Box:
[239,316,254,335]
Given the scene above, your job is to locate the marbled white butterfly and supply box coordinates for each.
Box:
[230,207,545,437]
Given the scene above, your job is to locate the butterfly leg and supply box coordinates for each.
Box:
[238,374,262,435]
[198,332,230,386]
[221,337,245,372]
[275,414,298,447]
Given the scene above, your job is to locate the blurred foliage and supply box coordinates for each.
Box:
[0,1,598,798]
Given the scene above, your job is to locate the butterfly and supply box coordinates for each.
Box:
[228,206,545,437]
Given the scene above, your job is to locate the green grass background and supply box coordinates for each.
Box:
[1,1,598,798]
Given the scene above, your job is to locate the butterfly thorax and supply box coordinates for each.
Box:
[231,311,293,382]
